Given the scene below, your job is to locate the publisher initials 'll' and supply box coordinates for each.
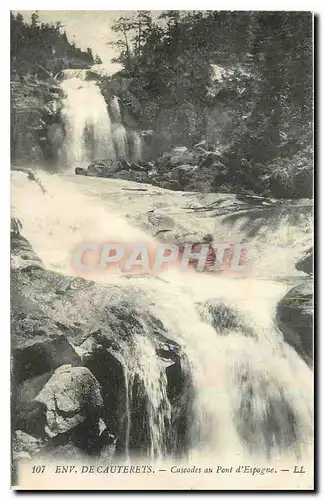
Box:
[293,466,306,474]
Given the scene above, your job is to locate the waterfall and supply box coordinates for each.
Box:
[128,129,142,163]
[109,95,122,122]
[12,170,313,467]
[121,335,172,460]
[112,124,129,160]
[59,70,116,168]
[109,96,129,159]
[140,275,313,461]
[58,70,141,168]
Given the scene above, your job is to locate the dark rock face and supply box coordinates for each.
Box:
[11,229,43,271]
[295,247,313,275]
[13,330,82,385]
[11,224,193,463]
[84,347,126,445]
[166,353,196,457]
[46,123,65,160]
[276,283,313,366]
[75,167,87,176]
[196,299,256,338]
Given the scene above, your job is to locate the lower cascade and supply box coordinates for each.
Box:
[11,171,313,468]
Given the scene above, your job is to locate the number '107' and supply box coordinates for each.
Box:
[32,465,46,473]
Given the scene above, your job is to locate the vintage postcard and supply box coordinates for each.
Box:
[11,10,314,490]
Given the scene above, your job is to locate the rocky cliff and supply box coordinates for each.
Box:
[11,222,194,470]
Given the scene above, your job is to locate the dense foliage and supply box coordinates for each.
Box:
[10,10,313,198]
[11,11,98,162]
[108,11,313,197]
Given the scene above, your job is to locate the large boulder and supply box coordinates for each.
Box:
[295,247,313,275]
[11,266,83,437]
[75,167,87,176]
[35,365,103,437]
[276,283,313,366]
[86,160,121,178]
[11,226,193,461]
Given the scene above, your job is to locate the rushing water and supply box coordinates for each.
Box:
[112,123,129,160]
[58,70,141,168]
[12,171,313,467]
[59,72,116,167]
[128,129,142,164]
[122,334,172,460]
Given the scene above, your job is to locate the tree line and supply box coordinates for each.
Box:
[109,11,313,197]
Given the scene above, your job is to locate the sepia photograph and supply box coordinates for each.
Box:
[10,9,314,490]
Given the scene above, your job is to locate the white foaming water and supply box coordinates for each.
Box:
[105,336,171,461]
[109,96,122,122]
[219,206,313,279]
[109,96,142,163]
[128,130,142,163]
[11,171,155,275]
[112,123,129,159]
[136,275,313,461]
[122,335,171,460]
[11,171,313,467]
[58,72,142,167]
[59,72,116,168]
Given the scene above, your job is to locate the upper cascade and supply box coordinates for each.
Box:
[56,69,142,168]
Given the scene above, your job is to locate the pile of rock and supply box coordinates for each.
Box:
[11,220,192,471]
[75,146,230,193]
[75,158,153,184]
